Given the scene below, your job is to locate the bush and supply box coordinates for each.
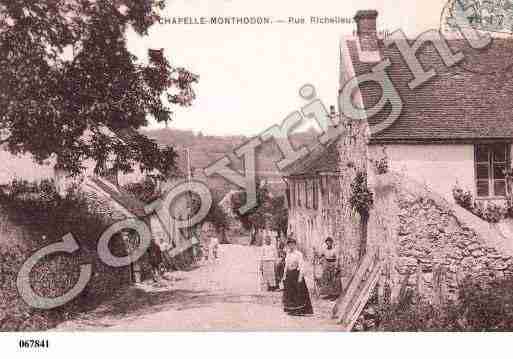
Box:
[458,277,513,330]
[482,202,506,223]
[452,186,473,210]
[0,179,131,331]
[123,177,161,203]
[452,185,507,223]
[376,276,513,331]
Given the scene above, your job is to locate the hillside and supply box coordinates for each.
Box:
[141,128,319,195]
[0,127,318,200]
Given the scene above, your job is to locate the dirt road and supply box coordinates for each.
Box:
[55,244,342,331]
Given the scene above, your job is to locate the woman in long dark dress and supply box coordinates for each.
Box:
[281,238,313,316]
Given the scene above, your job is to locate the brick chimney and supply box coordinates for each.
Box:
[354,10,379,52]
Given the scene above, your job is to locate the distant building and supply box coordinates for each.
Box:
[283,138,342,259]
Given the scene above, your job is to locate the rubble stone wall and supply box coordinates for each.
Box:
[368,171,513,305]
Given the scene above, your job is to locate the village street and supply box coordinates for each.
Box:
[54,244,342,331]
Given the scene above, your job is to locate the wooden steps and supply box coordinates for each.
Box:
[333,250,382,331]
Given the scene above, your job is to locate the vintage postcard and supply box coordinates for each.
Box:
[2,0,513,351]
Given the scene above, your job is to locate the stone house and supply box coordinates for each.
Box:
[284,117,370,278]
[284,138,342,259]
[343,10,513,204]
[286,9,513,326]
[287,9,513,260]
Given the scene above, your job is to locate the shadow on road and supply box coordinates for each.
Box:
[61,282,279,329]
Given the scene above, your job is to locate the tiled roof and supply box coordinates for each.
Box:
[345,38,513,143]
[283,136,340,176]
[88,176,148,218]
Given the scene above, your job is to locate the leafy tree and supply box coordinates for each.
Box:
[0,1,198,178]
[204,196,229,235]
[189,189,229,237]
[123,176,162,203]
[230,182,272,242]
[268,195,288,236]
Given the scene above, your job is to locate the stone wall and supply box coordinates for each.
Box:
[367,171,513,305]
[335,118,371,283]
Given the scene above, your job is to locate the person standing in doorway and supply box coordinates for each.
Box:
[281,238,314,316]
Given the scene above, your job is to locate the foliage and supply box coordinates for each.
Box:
[229,183,288,240]
[452,185,507,223]
[349,171,374,218]
[376,276,513,331]
[0,1,198,177]
[0,179,129,330]
[452,186,474,210]
[123,177,161,203]
[0,179,110,250]
[185,189,229,235]
[230,181,272,233]
[457,277,513,330]
[482,202,506,223]
[371,148,389,175]
[268,196,288,235]
[201,191,229,233]
[374,282,463,331]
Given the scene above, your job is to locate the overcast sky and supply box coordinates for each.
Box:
[126,0,450,136]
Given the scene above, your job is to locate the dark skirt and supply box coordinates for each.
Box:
[282,269,314,315]
[320,260,341,297]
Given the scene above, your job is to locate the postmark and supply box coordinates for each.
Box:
[442,0,513,35]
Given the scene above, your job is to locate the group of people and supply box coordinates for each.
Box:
[123,228,220,284]
[258,235,342,316]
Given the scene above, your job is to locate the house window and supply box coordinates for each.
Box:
[475,143,510,197]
